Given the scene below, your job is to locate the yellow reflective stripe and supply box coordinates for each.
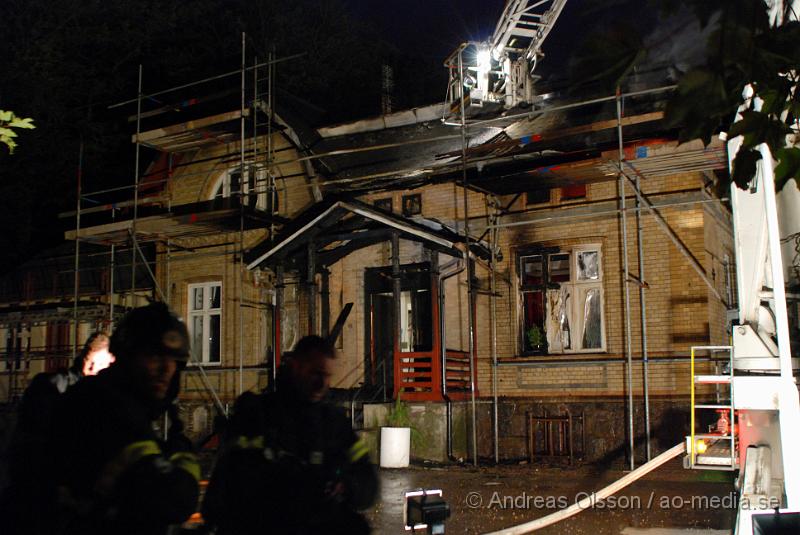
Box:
[95,440,162,495]
[169,452,201,481]
[234,435,264,450]
[348,439,369,463]
[121,440,162,465]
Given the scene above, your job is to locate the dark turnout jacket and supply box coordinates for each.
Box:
[203,378,378,534]
[47,366,199,535]
[1,370,81,535]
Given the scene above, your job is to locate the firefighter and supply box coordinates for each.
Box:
[202,335,378,535]
[1,332,116,534]
[46,303,200,535]
[17,332,113,434]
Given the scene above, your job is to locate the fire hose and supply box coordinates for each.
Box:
[484,442,686,535]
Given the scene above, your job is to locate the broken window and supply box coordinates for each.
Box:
[188,281,222,364]
[546,287,571,352]
[518,245,604,355]
[520,255,546,352]
[581,287,603,349]
[577,250,600,280]
[212,167,276,213]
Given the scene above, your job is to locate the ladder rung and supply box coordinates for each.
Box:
[694,375,731,384]
[691,464,737,471]
[693,433,734,440]
[694,404,732,409]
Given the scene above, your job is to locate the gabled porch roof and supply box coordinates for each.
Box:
[245,198,491,271]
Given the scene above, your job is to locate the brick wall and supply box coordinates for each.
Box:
[159,130,734,408]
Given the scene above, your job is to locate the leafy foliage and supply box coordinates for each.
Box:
[526,325,545,351]
[0,110,35,154]
[386,396,412,428]
[666,1,800,191]
[571,0,800,191]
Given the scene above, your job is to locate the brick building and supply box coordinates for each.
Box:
[0,45,735,464]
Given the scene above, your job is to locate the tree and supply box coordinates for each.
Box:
[0,110,35,154]
[571,0,800,191]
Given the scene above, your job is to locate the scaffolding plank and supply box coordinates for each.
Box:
[132,109,249,151]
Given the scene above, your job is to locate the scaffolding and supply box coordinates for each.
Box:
[0,29,737,479]
[478,87,731,469]
[57,33,292,412]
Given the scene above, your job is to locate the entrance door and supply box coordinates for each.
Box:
[365,263,433,399]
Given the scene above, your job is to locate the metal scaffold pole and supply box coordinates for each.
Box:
[131,64,143,307]
[166,239,171,305]
[490,198,500,464]
[617,88,635,471]
[635,164,652,461]
[72,139,83,361]
[109,207,116,330]
[239,31,246,396]
[458,45,479,467]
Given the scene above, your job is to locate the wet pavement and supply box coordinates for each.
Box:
[364,459,734,534]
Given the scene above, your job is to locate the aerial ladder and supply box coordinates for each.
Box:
[443,0,567,115]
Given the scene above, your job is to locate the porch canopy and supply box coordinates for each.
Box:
[245,197,490,401]
[246,198,491,271]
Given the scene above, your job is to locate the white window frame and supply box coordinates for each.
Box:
[565,245,606,353]
[518,244,606,355]
[212,167,270,212]
[187,282,222,365]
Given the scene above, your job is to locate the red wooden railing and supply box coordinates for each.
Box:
[395,351,438,401]
[390,272,479,402]
[444,349,474,400]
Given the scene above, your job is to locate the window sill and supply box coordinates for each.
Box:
[499,352,612,364]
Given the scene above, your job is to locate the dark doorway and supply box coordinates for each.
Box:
[369,292,394,399]
[364,262,433,399]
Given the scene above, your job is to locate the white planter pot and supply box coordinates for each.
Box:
[380,426,411,468]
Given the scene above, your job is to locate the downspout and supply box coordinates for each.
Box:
[440,258,464,462]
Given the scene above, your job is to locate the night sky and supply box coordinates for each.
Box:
[0,0,659,276]
[0,0,507,275]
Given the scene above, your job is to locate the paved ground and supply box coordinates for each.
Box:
[364,459,735,534]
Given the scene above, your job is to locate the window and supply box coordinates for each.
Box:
[526,189,550,205]
[188,282,222,364]
[518,245,604,354]
[374,197,393,213]
[213,167,277,213]
[402,194,422,216]
[560,184,586,201]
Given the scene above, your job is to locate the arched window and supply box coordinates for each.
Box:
[211,166,277,213]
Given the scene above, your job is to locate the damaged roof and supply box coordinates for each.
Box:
[304,2,723,196]
[246,198,492,271]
